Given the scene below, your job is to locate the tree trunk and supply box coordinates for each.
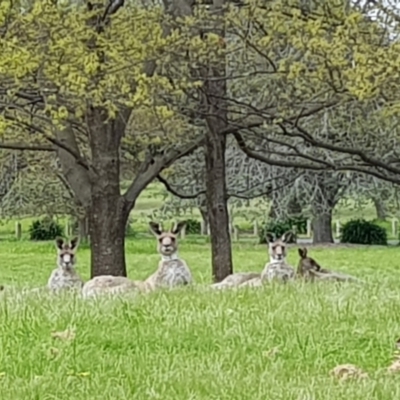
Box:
[88,197,128,277]
[87,107,128,278]
[202,2,233,283]
[312,211,334,244]
[204,132,233,282]
[373,197,387,220]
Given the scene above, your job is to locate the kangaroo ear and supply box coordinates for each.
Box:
[281,231,294,243]
[70,236,80,250]
[266,232,275,243]
[298,247,307,258]
[149,221,162,236]
[172,221,186,235]
[55,237,64,250]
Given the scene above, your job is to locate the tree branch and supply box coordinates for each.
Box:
[279,121,400,176]
[233,132,333,170]
[3,113,90,170]
[157,173,205,199]
[0,142,55,151]
[123,137,204,207]
[102,0,125,21]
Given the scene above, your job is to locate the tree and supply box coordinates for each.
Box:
[0,1,204,277]
[157,0,338,280]
[224,0,400,191]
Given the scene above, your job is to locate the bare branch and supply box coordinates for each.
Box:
[0,142,55,152]
[123,137,204,207]
[233,132,332,170]
[158,173,205,199]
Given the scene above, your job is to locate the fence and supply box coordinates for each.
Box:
[11,218,400,241]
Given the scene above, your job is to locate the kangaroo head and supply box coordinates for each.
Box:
[266,231,293,262]
[55,237,79,270]
[149,221,186,258]
[297,247,322,275]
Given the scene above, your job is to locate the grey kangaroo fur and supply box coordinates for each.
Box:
[144,221,193,290]
[47,237,84,291]
[211,231,296,289]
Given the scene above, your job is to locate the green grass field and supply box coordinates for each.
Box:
[1,237,400,399]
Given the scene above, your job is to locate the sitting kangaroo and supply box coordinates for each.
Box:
[212,231,296,289]
[144,221,193,290]
[48,237,84,291]
[240,231,296,287]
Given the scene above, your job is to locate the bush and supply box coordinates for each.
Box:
[29,217,64,241]
[185,219,201,235]
[258,217,307,244]
[341,219,387,245]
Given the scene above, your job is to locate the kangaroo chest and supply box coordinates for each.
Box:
[157,260,191,285]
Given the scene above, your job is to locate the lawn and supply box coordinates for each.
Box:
[1,237,400,399]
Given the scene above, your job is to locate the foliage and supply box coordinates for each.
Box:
[28,217,63,241]
[258,216,307,244]
[0,1,204,146]
[185,218,201,234]
[340,219,387,245]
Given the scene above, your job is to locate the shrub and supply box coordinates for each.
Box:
[29,217,64,241]
[259,217,305,244]
[185,219,201,235]
[341,219,387,245]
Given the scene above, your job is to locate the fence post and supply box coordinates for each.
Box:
[15,222,22,240]
[253,221,258,237]
[233,226,239,241]
[392,218,398,237]
[306,219,312,238]
[65,221,71,237]
[180,224,186,239]
[335,220,341,238]
[291,225,297,242]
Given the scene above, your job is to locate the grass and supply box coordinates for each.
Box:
[1,237,400,399]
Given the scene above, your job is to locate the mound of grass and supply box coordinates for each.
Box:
[1,239,400,398]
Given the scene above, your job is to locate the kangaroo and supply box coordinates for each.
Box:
[296,247,360,282]
[239,231,296,287]
[144,221,193,290]
[82,275,148,298]
[47,237,84,291]
[211,231,296,290]
[210,271,262,289]
[297,247,325,280]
